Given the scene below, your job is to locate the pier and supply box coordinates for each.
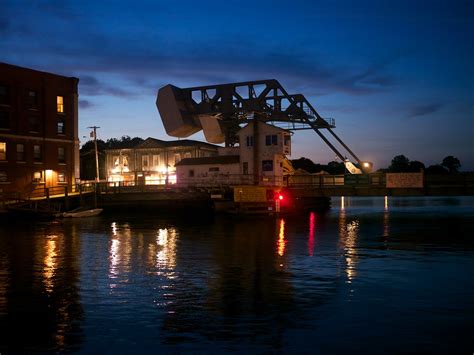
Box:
[4,172,472,216]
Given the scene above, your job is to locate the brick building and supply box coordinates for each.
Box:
[0,63,79,195]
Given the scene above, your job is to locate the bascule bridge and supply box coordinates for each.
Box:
[156,79,371,181]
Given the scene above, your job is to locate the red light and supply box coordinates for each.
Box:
[278,194,284,201]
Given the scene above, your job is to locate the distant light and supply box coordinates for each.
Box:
[363,162,370,168]
[278,194,284,201]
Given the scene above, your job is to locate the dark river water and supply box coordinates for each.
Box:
[0,196,473,354]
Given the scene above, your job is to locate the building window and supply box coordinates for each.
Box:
[265,135,277,146]
[0,142,6,160]
[152,154,160,168]
[174,153,181,165]
[0,85,8,105]
[57,119,65,134]
[16,144,25,161]
[284,134,290,146]
[58,172,66,183]
[0,111,9,129]
[58,147,65,163]
[246,135,253,147]
[189,170,194,177]
[184,152,192,159]
[57,96,64,113]
[33,171,43,183]
[262,160,274,172]
[0,171,7,182]
[29,116,40,132]
[243,162,249,175]
[209,167,219,172]
[142,155,149,170]
[33,145,42,162]
[27,90,38,109]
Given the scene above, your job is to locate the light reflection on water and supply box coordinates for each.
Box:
[0,196,473,353]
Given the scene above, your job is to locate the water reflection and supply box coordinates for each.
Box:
[277,219,286,257]
[383,196,390,238]
[0,222,84,352]
[0,249,8,318]
[338,209,359,283]
[308,212,316,256]
[108,222,133,285]
[43,234,59,293]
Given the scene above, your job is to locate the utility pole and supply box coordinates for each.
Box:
[88,126,100,182]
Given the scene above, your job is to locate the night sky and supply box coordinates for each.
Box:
[1,0,473,169]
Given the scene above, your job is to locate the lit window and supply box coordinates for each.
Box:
[27,90,38,108]
[0,142,6,160]
[184,152,191,159]
[0,171,7,182]
[262,160,273,171]
[57,96,64,113]
[174,153,181,165]
[33,145,42,161]
[58,147,65,163]
[0,111,8,129]
[58,172,66,183]
[152,154,160,168]
[33,171,42,182]
[0,85,8,105]
[142,155,149,170]
[57,120,65,134]
[16,144,25,161]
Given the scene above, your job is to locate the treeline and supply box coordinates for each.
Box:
[80,135,144,153]
[80,136,144,180]
[291,155,462,175]
[383,155,461,174]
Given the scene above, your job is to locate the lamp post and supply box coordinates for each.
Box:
[88,126,100,208]
[88,126,100,182]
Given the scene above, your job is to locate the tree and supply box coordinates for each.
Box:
[408,160,425,172]
[425,165,448,175]
[326,161,345,174]
[388,155,410,172]
[291,157,321,173]
[441,156,461,173]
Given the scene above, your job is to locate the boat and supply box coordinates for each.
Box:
[61,208,103,218]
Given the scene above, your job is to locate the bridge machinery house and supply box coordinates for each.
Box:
[105,137,219,185]
[0,63,79,195]
[176,121,292,187]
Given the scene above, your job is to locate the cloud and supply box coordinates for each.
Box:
[408,103,444,118]
[79,99,94,109]
[78,75,137,98]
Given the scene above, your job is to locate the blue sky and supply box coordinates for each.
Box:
[1,0,473,169]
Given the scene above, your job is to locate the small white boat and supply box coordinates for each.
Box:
[62,208,103,218]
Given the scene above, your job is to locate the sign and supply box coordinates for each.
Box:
[234,186,268,202]
[386,173,423,188]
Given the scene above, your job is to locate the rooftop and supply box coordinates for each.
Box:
[176,155,240,166]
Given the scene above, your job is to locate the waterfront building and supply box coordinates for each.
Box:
[176,121,292,187]
[105,137,218,185]
[0,63,79,194]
